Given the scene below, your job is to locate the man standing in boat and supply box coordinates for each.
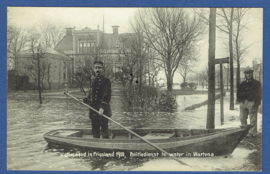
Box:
[83,60,112,139]
[237,68,262,138]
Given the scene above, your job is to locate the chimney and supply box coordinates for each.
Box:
[66,28,73,36]
[112,26,119,34]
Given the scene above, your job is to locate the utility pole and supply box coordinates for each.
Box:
[229,8,234,110]
[206,8,216,129]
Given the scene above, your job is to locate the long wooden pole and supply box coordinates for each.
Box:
[64,92,190,167]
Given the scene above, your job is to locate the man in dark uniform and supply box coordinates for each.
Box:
[83,61,112,138]
[237,68,262,137]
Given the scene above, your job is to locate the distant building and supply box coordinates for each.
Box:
[253,63,262,83]
[223,63,262,89]
[54,26,140,81]
[14,47,73,90]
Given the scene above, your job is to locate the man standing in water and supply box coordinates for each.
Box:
[237,68,262,137]
[83,61,112,139]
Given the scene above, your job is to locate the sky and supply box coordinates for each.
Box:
[7,7,263,84]
[8,7,138,34]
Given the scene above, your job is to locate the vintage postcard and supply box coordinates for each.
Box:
[7,6,263,172]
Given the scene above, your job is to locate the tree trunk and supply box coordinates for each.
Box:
[236,60,240,92]
[167,73,173,92]
[206,8,216,129]
[166,58,173,91]
[235,23,241,94]
[139,33,142,96]
[37,54,42,104]
[48,83,51,91]
[229,8,234,110]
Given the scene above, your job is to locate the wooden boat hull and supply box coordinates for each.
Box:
[44,126,250,157]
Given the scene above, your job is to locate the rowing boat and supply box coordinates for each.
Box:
[43,125,249,157]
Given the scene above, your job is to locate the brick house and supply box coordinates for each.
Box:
[15,47,73,90]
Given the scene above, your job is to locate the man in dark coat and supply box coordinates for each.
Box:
[83,61,112,138]
[237,68,262,137]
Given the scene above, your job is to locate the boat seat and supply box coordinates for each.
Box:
[55,130,81,137]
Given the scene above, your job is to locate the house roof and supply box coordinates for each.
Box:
[73,28,103,34]
[54,27,138,52]
[120,33,138,37]
[18,47,72,61]
[54,35,73,51]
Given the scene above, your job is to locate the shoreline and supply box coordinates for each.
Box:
[238,133,262,171]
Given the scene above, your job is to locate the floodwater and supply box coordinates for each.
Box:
[7,93,261,171]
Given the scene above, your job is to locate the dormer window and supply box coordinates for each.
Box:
[79,41,94,53]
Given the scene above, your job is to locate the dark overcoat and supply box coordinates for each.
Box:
[237,78,262,106]
[84,75,112,119]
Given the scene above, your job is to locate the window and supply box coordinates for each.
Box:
[63,62,67,80]
[79,41,93,53]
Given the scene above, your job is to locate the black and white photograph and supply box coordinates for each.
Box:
[7,7,263,171]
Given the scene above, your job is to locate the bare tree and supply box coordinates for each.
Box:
[7,25,28,70]
[199,65,209,88]
[25,29,46,104]
[37,20,66,49]
[23,55,53,93]
[233,8,250,90]
[74,57,94,95]
[178,61,191,83]
[177,47,198,83]
[74,35,111,95]
[145,49,161,86]
[194,8,254,109]
[219,8,251,93]
[134,8,206,91]
[216,8,235,110]
[116,34,144,86]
